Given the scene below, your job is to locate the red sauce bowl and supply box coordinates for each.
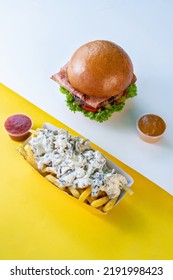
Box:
[4,113,33,141]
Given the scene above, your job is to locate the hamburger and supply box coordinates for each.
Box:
[51,40,137,122]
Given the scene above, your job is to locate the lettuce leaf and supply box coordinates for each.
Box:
[126,83,137,98]
[59,84,137,122]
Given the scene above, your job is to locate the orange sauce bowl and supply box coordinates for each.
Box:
[136,114,166,143]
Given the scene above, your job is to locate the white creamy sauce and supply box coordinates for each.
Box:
[29,128,127,198]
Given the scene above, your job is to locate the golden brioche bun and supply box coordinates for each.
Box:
[67,40,134,98]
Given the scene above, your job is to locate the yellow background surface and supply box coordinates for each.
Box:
[0,83,172,260]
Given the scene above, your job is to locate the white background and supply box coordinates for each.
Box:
[0,0,172,194]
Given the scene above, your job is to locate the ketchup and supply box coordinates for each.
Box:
[4,114,32,141]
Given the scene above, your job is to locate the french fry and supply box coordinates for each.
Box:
[68,187,80,198]
[17,144,27,158]
[45,174,66,191]
[79,186,91,202]
[24,144,34,158]
[25,154,38,170]
[29,129,38,137]
[43,166,57,175]
[86,195,95,204]
[122,185,134,196]
[24,145,38,170]
[90,196,109,208]
[17,144,38,170]
[23,144,46,175]
[102,197,118,212]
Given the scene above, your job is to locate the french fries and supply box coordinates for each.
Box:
[45,174,66,191]
[17,128,133,213]
[90,196,109,208]
[102,197,118,212]
[78,186,91,202]
[68,187,80,198]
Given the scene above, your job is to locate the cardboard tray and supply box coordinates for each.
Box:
[21,122,134,213]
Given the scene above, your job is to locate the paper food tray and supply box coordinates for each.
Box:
[20,122,134,213]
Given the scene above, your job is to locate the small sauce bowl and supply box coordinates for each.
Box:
[136,114,166,143]
[4,113,33,141]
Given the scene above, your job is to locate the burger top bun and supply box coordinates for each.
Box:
[67,40,134,98]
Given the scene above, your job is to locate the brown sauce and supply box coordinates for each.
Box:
[138,114,166,137]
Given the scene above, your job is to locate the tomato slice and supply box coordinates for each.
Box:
[123,90,127,96]
[81,105,99,112]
